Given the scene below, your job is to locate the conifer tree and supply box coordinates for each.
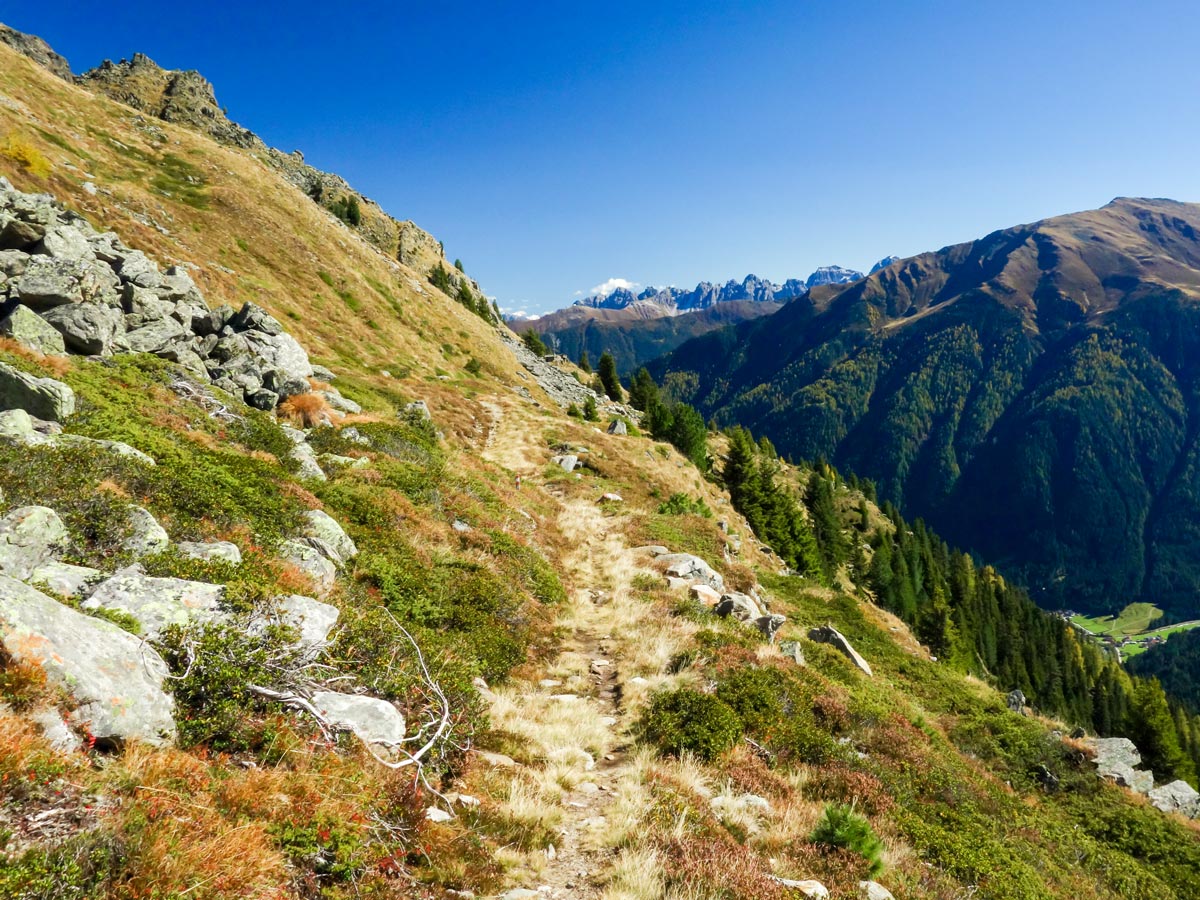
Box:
[597,351,623,401]
[578,349,592,373]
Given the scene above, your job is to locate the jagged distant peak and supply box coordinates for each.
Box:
[869,256,901,274]
[806,265,865,288]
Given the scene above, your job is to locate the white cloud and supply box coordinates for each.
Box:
[587,277,640,297]
[500,306,540,321]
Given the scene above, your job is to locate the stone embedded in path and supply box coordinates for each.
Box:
[84,564,224,639]
[808,625,874,676]
[0,506,69,581]
[0,574,176,745]
[0,360,75,421]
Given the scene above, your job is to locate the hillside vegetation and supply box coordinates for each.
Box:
[0,25,1198,900]
[653,201,1200,618]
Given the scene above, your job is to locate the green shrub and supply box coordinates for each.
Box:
[640,688,743,761]
[566,403,582,419]
[583,396,598,421]
[522,329,549,356]
[156,621,298,751]
[465,357,483,376]
[657,492,712,517]
[810,803,885,876]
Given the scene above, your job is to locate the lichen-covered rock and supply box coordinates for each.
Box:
[0,304,66,354]
[0,408,50,445]
[1086,736,1154,794]
[311,691,405,751]
[123,506,169,558]
[84,564,224,639]
[779,640,805,665]
[274,594,339,649]
[281,539,337,595]
[808,625,873,676]
[859,882,895,900]
[0,361,75,421]
[56,433,156,465]
[0,575,176,745]
[29,561,102,598]
[177,540,242,565]
[0,506,69,581]
[302,510,357,567]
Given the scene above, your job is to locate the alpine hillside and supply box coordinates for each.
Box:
[653,199,1200,619]
[0,20,1199,900]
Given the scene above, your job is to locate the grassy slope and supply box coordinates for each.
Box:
[0,39,1198,900]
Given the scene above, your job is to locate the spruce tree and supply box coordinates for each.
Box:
[597,351,623,401]
[578,350,592,373]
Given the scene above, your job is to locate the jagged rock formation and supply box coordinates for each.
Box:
[0,177,369,414]
[0,23,72,81]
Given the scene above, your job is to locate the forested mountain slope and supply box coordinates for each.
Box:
[654,199,1200,617]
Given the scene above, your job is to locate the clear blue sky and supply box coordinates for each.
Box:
[7,2,1200,314]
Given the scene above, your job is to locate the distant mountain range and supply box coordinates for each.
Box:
[521,264,886,373]
[651,197,1200,619]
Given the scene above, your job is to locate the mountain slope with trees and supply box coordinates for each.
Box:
[653,200,1200,618]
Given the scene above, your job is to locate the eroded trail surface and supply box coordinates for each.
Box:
[478,398,661,899]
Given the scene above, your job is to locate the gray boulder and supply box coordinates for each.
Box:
[123,507,170,558]
[1087,737,1154,794]
[56,434,156,465]
[84,565,224,639]
[755,613,787,641]
[230,301,284,336]
[0,506,69,581]
[0,361,75,421]
[1148,780,1200,818]
[310,691,405,750]
[10,257,94,308]
[281,539,337,595]
[40,302,124,355]
[124,317,187,353]
[859,883,895,900]
[659,553,725,592]
[808,625,874,677]
[177,541,242,565]
[245,387,279,410]
[243,330,313,382]
[551,454,578,473]
[0,408,52,445]
[607,419,627,435]
[714,592,763,622]
[0,575,176,745]
[302,510,358,567]
[0,304,66,354]
[37,224,94,261]
[272,594,339,649]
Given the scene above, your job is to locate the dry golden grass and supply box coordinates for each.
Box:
[277,391,331,427]
[0,337,71,377]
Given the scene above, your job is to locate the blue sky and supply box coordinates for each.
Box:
[6,2,1200,314]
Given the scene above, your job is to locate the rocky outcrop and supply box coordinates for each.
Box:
[658,553,725,592]
[0,23,72,80]
[808,625,873,676]
[0,177,330,412]
[0,574,176,745]
[177,540,242,565]
[504,333,600,409]
[302,510,358,568]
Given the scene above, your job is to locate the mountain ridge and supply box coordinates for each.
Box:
[653,196,1200,617]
